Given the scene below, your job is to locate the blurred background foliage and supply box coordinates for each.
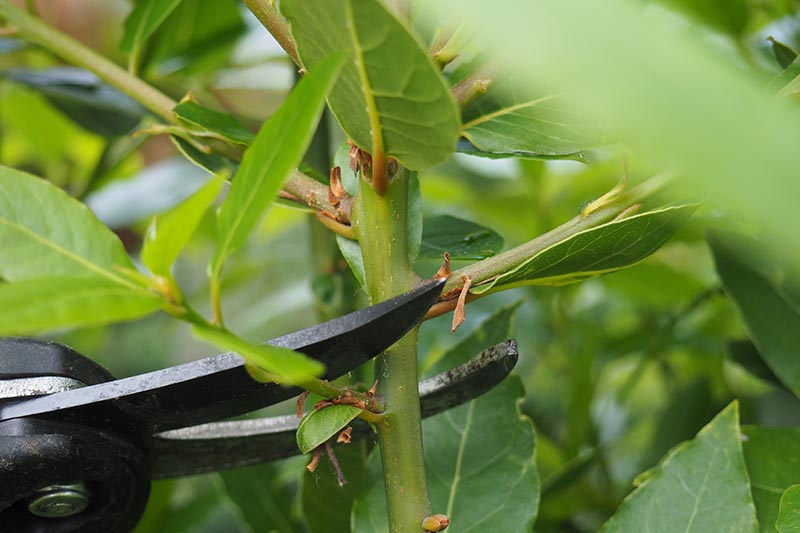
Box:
[2,0,800,531]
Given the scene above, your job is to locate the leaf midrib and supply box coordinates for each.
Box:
[462,95,560,130]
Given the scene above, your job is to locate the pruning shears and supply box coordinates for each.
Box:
[0,278,518,532]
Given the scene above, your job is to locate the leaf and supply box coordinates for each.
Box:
[192,325,324,384]
[418,215,504,262]
[472,204,697,294]
[0,277,161,335]
[352,376,539,532]
[210,53,345,279]
[296,404,362,455]
[658,0,752,37]
[0,166,138,285]
[709,232,800,397]
[142,175,223,277]
[120,0,184,72]
[742,427,800,532]
[777,485,800,532]
[282,0,460,170]
[600,402,758,533]
[768,37,799,70]
[336,235,366,290]
[173,101,255,146]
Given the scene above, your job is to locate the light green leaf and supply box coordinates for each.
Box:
[472,204,697,294]
[709,232,800,397]
[742,427,800,532]
[296,404,362,454]
[173,101,255,146]
[418,215,504,262]
[600,402,758,533]
[210,53,345,279]
[352,376,538,531]
[142,175,223,277]
[336,235,366,290]
[777,485,800,532]
[192,325,324,384]
[0,277,161,335]
[0,166,138,286]
[120,0,184,71]
[282,0,460,170]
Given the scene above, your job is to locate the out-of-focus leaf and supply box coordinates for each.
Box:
[210,54,344,279]
[767,56,800,94]
[142,175,223,277]
[768,36,799,70]
[0,277,161,335]
[472,204,697,294]
[173,101,255,146]
[777,485,800,532]
[120,0,184,72]
[296,404,362,454]
[0,166,136,283]
[742,427,800,533]
[418,214,504,261]
[1,67,145,136]
[727,340,783,387]
[709,232,800,397]
[336,235,366,290]
[656,0,751,37]
[600,402,757,532]
[352,376,538,532]
[282,0,460,170]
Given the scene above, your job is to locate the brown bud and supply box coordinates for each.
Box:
[421,514,450,531]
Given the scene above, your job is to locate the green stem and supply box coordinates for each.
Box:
[0,2,176,121]
[241,0,300,66]
[353,168,430,532]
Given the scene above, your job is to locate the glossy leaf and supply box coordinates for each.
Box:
[282,0,460,170]
[173,101,255,146]
[352,376,538,531]
[210,53,345,279]
[0,277,161,335]
[472,204,697,294]
[742,427,800,532]
[296,405,362,454]
[142,175,223,277]
[600,402,757,533]
[120,0,184,71]
[192,325,324,384]
[777,485,800,532]
[418,214,504,262]
[709,232,800,397]
[0,166,137,284]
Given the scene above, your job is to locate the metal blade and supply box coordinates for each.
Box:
[0,279,444,433]
[150,340,518,478]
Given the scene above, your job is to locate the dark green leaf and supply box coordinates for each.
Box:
[120,0,184,71]
[336,235,366,290]
[352,376,538,531]
[296,405,362,454]
[472,204,697,294]
[210,53,345,278]
[727,340,783,387]
[777,485,800,532]
[170,136,234,174]
[0,277,161,335]
[768,36,799,70]
[173,101,255,146]
[742,427,800,533]
[418,214,504,262]
[600,402,757,533]
[657,0,751,37]
[142,175,223,277]
[709,232,800,397]
[282,0,461,170]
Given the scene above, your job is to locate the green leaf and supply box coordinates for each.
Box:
[768,37,799,70]
[709,232,800,397]
[173,101,255,146]
[210,53,345,279]
[658,0,751,37]
[296,405,362,454]
[336,235,366,290]
[282,0,460,170]
[777,485,800,532]
[0,166,138,285]
[352,376,538,531]
[472,204,697,294]
[120,0,184,71]
[767,56,800,94]
[418,214,504,262]
[600,402,758,533]
[0,277,161,335]
[192,325,324,384]
[742,427,800,532]
[142,175,223,277]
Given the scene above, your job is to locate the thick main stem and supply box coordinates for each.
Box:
[353,169,430,532]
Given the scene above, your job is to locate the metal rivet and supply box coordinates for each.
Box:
[27,483,90,518]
